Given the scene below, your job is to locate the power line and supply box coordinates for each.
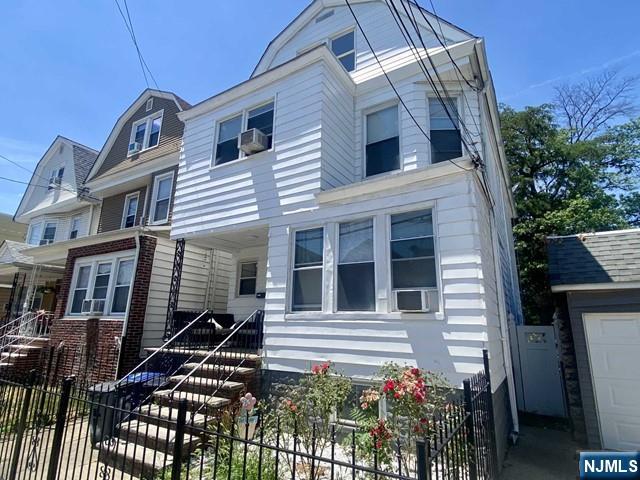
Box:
[0,153,100,202]
[388,0,482,163]
[343,0,473,172]
[113,0,159,89]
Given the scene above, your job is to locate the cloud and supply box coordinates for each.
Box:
[502,49,640,101]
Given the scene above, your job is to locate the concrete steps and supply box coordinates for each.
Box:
[153,389,231,413]
[99,439,174,479]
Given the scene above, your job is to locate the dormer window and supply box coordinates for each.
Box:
[48,167,64,190]
[128,110,163,155]
[331,30,355,72]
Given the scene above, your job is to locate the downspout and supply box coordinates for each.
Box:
[115,231,141,378]
[476,78,520,439]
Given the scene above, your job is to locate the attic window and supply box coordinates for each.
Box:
[331,30,355,72]
[146,98,153,111]
[315,9,334,23]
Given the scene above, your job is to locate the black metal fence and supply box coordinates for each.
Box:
[0,353,498,480]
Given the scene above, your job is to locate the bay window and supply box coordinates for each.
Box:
[337,219,375,311]
[68,252,135,316]
[27,223,42,245]
[366,105,400,176]
[41,222,57,245]
[291,228,324,311]
[429,97,462,163]
[69,216,81,239]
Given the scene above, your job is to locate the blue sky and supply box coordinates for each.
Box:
[1,0,638,215]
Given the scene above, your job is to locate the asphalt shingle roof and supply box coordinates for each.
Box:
[547,229,640,286]
[72,144,98,186]
[0,240,33,266]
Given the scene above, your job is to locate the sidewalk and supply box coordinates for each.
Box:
[500,424,582,480]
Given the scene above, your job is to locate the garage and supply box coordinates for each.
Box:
[547,229,640,449]
[583,313,640,451]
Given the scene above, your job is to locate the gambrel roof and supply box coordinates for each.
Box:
[251,0,475,77]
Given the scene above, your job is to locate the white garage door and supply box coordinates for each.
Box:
[583,312,640,450]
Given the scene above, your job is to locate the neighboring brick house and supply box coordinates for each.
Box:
[22,90,232,382]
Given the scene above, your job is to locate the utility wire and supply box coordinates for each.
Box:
[343,0,473,172]
[0,154,100,202]
[389,0,482,163]
[113,0,159,89]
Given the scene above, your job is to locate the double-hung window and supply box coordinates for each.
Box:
[68,253,135,315]
[69,216,81,239]
[215,115,243,165]
[150,172,173,224]
[129,111,163,154]
[213,100,275,166]
[27,223,42,245]
[40,222,57,245]
[337,219,375,311]
[247,102,275,149]
[291,228,324,311]
[48,167,64,190]
[429,97,462,163]
[331,30,355,72]
[111,259,134,313]
[122,193,139,228]
[238,261,258,296]
[366,105,400,176]
[390,209,439,310]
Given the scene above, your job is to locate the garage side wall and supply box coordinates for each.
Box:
[564,289,640,448]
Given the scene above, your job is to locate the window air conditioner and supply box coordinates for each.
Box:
[128,142,142,154]
[239,128,269,155]
[393,290,431,312]
[81,299,106,315]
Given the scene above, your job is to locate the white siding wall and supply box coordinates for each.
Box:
[173,63,344,238]
[26,207,91,244]
[265,3,453,85]
[20,142,77,215]
[262,172,497,387]
[141,237,231,350]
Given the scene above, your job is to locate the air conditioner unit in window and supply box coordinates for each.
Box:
[128,142,142,154]
[393,290,431,312]
[81,299,106,316]
[239,128,268,155]
[39,239,54,246]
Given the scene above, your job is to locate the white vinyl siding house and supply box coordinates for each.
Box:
[171,0,521,430]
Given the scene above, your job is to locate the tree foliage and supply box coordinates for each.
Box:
[500,71,639,323]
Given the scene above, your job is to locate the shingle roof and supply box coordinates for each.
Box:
[547,229,640,286]
[72,144,98,186]
[0,240,33,266]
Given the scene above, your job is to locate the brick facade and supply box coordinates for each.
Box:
[49,235,157,383]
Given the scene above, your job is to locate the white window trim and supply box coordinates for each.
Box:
[41,221,57,245]
[128,109,164,156]
[427,94,464,164]
[330,28,356,72]
[149,171,174,225]
[287,225,326,313]
[334,217,377,313]
[363,101,402,179]
[211,99,276,168]
[284,203,444,320]
[66,250,136,317]
[236,260,258,297]
[121,192,140,229]
[27,222,42,246]
[69,215,82,240]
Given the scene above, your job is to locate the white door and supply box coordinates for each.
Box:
[515,325,566,417]
[583,312,640,451]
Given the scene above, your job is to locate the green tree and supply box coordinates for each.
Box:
[500,71,639,323]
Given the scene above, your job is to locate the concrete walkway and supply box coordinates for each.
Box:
[500,425,582,480]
